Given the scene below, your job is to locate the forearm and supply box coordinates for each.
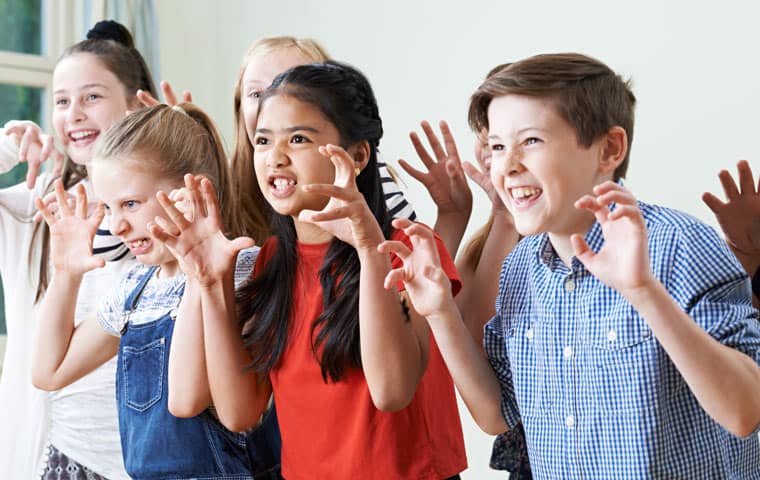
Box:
[456,211,519,344]
[168,279,212,417]
[201,275,270,432]
[434,212,470,260]
[427,300,508,435]
[628,281,760,436]
[358,249,427,411]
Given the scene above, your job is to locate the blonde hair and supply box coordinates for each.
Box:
[93,103,235,232]
[229,37,330,242]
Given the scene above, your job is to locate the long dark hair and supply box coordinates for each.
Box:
[30,20,157,302]
[237,62,392,383]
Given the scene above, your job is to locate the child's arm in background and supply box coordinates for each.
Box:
[3,120,65,188]
[399,120,472,258]
[702,159,760,306]
[152,175,271,432]
[31,180,118,390]
[574,181,760,437]
[379,218,508,434]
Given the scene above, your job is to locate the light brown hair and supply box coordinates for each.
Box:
[468,53,636,181]
[92,103,235,232]
[229,37,330,242]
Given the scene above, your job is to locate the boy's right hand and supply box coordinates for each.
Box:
[4,120,65,189]
[378,218,455,318]
[35,180,105,275]
[150,174,254,286]
[702,160,760,273]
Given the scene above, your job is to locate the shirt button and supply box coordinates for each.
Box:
[526,328,534,341]
[566,415,576,428]
[607,330,617,342]
[563,346,573,359]
[564,278,576,292]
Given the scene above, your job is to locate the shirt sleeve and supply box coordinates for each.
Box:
[0,128,19,175]
[389,227,462,296]
[234,246,260,289]
[666,222,760,366]
[484,317,521,429]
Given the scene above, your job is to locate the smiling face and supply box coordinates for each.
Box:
[253,94,342,221]
[52,53,134,166]
[90,159,181,276]
[240,48,314,148]
[487,94,614,239]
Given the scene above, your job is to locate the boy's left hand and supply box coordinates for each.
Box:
[299,144,385,251]
[572,181,654,296]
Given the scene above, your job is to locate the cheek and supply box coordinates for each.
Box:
[242,104,259,144]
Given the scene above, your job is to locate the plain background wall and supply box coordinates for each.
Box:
[156,1,760,477]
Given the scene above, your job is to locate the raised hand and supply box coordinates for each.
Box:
[149,174,253,286]
[4,120,65,188]
[461,129,507,212]
[378,218,454,318]
[136,80,193,108]
[571,182,653,295]
[399,121,473,219]
[35,180,105,275]
[702,160,760,272]
[299,144,385,251]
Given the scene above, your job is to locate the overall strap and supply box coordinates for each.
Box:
[124,266,159,313]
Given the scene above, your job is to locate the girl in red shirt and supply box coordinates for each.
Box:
[153,61,466,479]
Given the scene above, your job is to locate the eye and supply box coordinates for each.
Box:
[490,143,504,152]
[86,93,101,101]
[254,136,269,146]
[246,90,261,100]
[122,200,138,209]
[523,137,541,146]
[54,98,69,106]
[290,134,309,144]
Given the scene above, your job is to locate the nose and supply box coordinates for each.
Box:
[504,146,525,175]
[267,140,291,168]
[108,212,129,237]
[65,98,86,124]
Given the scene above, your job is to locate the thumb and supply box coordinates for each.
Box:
[230,236,255,252]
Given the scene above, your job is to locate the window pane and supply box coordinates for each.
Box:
[0,0,44,55]
[0,83,43,335]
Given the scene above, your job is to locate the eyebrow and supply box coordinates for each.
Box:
[53,83,109,95]
[488,127,548,140]
[255,126,321,135]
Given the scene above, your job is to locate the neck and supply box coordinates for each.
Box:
[547,212,596,268]
[155,260,181,279]
[292,216,333,244]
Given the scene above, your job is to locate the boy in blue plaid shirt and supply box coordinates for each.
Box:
[379,53,760,479]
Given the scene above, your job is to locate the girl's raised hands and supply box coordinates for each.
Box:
[150,174,254,286]
[137,80,193,108]
[378,218,454,318]
[4,120,65,189]
[299,144,385,250]
[35,180,105,275]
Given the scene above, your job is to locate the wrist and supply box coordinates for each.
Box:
[619,276,665,308]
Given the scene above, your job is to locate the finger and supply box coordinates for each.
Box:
[25,157,40,189]
[34,197,57,225]
[51,145,65,177]
[391,217,414,230]
[591,180,626,197]
[409,131,434,169]
[397,158,430,186]
[199,177,222,226]
[319,144,355,181]
[55,180,73,216]
[156,190,191,231]
[383,268,408,290]
[377,240,412,260]
[230,236,256,252]
[299,205,353,223]
[595,189,637,208]
[574,194,610,223]
[162,80,179,106]
[89,202,105,227]
[736,160,756,195]
[701,192,725,213]
[401,222,436,243]
[571,233,594,264]
[607,205,646,227]
[421,120,448,162]
[136,89,161,107]
[439,121,463,168]
[182,90,193,103]
[154,214,181,237]
[74,183,88,218]
[717,169,740,200]
[302,183,357,202]
[148,221,177,247]
[83,256,106,271]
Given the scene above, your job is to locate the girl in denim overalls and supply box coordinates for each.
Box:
[32,103,280,479]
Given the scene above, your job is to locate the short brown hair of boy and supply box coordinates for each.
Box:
[468,53,636,180]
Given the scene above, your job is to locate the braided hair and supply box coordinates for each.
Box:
[30,20,157,302]
[238,61,393,383]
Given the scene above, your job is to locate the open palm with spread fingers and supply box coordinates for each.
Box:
[137,80,193,108]
[378,218,454,318]
[299,144,384,250]
[400,120,473,218]
[150,174,253,286]
[702,160,760,267]
[35,180,105,275]
[572,182,653,295]
[4,120,65,188]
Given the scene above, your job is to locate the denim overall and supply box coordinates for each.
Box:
[116,266,281,479]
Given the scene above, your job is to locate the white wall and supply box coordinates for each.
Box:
[156,1,760,477]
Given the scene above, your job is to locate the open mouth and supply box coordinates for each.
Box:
[127,238,152,255]
[269,176,296,197]
[510,186,542,206]
[68,129,99,145]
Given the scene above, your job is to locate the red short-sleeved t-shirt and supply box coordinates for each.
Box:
[253,229,466,480]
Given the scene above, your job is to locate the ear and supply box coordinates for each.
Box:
[347,140,371,173]
[597,126,627,175]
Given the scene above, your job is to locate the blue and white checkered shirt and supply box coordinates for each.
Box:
[485,201,760,479]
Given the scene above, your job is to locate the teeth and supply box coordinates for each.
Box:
[511,187,540,199]
[130,239,148,248]
[70,130,97,140]
[272,178,295,190]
